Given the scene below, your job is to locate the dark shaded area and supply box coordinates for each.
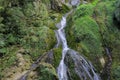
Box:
[113,14,120,30]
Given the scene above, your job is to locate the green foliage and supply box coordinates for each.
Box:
[22,26,56,59]
[74,3,94,19]
[94,0,120,52]
[4,7,26,45]
[24,2,48,18]
[0,0,119,80]
[41,0,51,8]
[61,3,71,13]
[0,17,5,48]
[72,0,98,20]
[37,63,58,80]
[0,0,57,59]
[92,0,99,6]
[0,46,18,78]
[53,48,62,68]
[112,66,120,80]
[0,1,57,79]
[94,1,120,79]
[22,3,34,17]
[23,2,50,28]
[72,16,102,55]
[94,0,117,45]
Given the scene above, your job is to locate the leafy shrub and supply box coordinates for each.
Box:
[37,63,58,80]
[94,0,117,44]
[72,0,97,19]
[3,7,26,45]
[73,3,94,19]
[23,2,49,27]
[94,1,120,80]
[112,66,120,80]
[22,26,56,59]
[72,16,102,55]
[0,17,5,48]
[0,46,18,78]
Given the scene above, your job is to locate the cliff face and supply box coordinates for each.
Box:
[0,0,120,80]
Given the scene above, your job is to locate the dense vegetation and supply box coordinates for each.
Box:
[0,0,120,80]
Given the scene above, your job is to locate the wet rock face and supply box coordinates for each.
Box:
[34,63,58,80]
[70,0,80,6]
[64,50,80,80]
[65,49,100,80]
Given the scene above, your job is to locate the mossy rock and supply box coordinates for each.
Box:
[64,50,80,80]
[53,48,62,68]
[36,62,58,80]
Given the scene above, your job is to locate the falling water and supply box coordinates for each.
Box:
[55,4,101,80]
[66,49,101,80]
[55,16,69,80]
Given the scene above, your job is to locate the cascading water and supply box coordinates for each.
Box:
[55,16,69,80]
[55,2,101,80]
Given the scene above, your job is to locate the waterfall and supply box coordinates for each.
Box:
[19,1,101,80]
[55,6,101,80]
[55,16,69,80]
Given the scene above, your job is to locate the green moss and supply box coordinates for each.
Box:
[22,26,56,59]
[22,1,49,18]
[50,12,62,23]
[0,46,18,78]
[112,64,120,80]
[41,0,51,9]
[65,53,80,80]
[0,0,58,79]
[66,15,103,71]
[37,63,58,80]
[23,2,49,27]
[3,7,26,45]
[73,3,94,19]
[72,16,102,55]
[61,3,71,13]
[94,0,120,53]
[53,48,62,68]
[94,1,120,79]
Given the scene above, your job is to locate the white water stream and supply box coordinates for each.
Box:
[55,9,101,80]
[56,16,69,80]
